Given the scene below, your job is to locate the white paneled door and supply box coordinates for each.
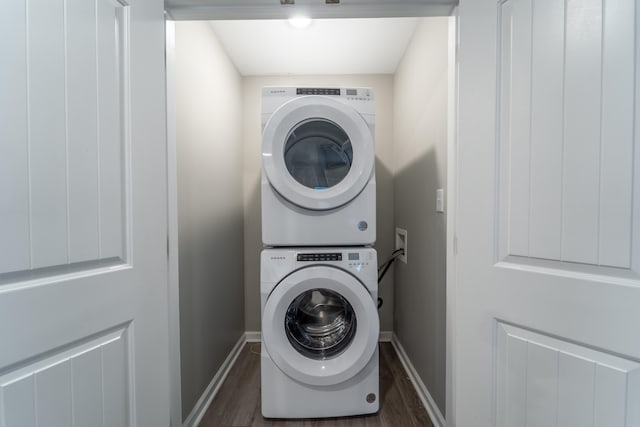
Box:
[0,0,170,426]
[456,0,640,426]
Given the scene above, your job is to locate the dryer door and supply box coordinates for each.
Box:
[262,266,379,387]
[262,96,374,210]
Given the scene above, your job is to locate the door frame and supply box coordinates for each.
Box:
[163,4,459,426]
[445,8,459,427]
[165,19,183,427]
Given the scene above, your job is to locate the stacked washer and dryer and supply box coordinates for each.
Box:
[260,87,380,419]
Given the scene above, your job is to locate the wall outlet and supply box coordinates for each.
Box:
[395,228,407,264]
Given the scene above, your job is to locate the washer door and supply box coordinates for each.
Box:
[262,266,379,386]
[262,96,374,210]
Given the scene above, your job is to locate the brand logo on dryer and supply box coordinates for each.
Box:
[269,256,286,260]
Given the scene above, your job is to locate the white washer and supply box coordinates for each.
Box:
[261,247,379,419]
[262,87,376,246]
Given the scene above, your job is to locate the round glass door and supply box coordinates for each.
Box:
[262,266,379,387]
[285,288,356,360]
[284,119,353,190]
[262,97,374,210]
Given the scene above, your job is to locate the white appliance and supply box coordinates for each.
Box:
[261,87,376,246]
[261,247,380,419]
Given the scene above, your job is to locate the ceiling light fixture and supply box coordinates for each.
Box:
[288,16,312,29]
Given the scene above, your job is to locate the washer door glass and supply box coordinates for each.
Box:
[284,120,353,190]
[262,265,379,387]
[285,288,356,360]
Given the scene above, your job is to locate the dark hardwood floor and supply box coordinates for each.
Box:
[199,342,434,427]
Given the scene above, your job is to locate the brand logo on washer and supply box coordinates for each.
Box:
[270,256,286,260]
[357,221,368,231]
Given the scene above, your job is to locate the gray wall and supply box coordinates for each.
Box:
[243,75,396,333]
[175,22,245,421]
[392,17,449,416]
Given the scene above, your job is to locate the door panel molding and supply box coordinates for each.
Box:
[496,322,640,427]
[0,324,132,427]
[0,0,131,277]
[495,0,637,271]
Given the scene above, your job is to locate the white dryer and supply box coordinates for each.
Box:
[261,87,376,246]
[261,247,379,419]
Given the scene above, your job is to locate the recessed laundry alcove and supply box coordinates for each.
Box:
[167,11,452,426]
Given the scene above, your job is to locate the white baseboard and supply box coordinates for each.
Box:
[245,331,262,342]
[391,334,445,427]
[182,334,246,427]
[379,331,393,342]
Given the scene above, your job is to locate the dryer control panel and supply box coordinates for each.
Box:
[261,86,375,127]
[296,88,341,96]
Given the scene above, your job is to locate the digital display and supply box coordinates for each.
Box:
[296,88,340,96]
[346,89,357,96]
[348,253,359,261]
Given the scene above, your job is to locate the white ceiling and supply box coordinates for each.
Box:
[208,17,420,76]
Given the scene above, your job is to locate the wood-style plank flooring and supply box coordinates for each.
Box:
[199,342,434,427]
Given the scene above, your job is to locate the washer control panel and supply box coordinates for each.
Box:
[297,253,342,262]
[346,250,374,270]
[294,250,374,270]
[263,248,377,282]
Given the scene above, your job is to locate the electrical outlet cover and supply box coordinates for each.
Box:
[395,227,407,263]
